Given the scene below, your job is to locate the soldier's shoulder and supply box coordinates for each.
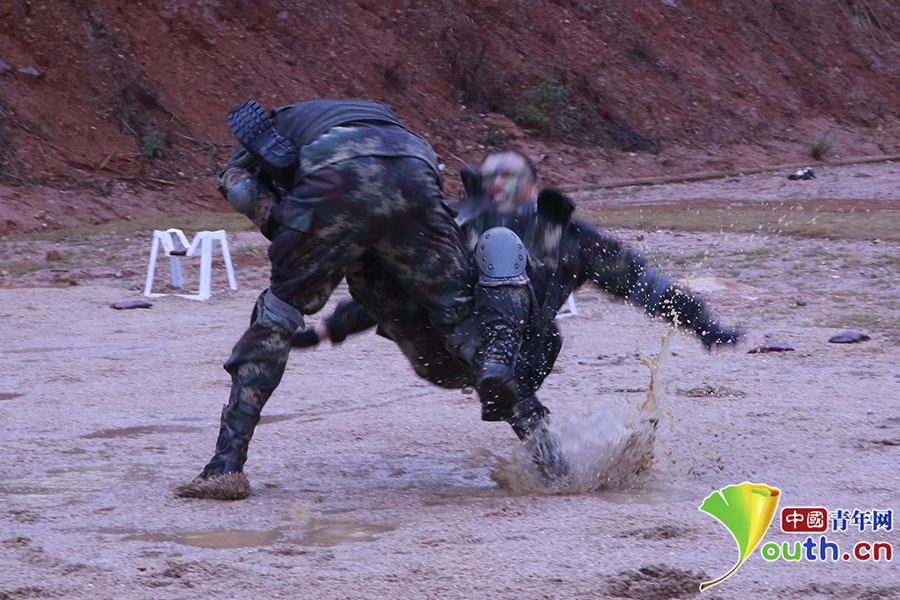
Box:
[537,187,576,223]
[452,194,485,225]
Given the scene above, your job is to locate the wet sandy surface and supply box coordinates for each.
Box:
[1,165,899,599]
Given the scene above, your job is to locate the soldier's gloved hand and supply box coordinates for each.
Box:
[699,323,743,351]
[291,327,321,348]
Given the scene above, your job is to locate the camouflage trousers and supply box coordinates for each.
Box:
[225,151,475,414]
[326,259,556,428]
[344,254,475,390]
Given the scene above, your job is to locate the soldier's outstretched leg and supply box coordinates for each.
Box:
[473,227,531,422]
[508,385,569,482]
[176,289,303,500]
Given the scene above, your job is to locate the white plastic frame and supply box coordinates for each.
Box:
[144,228,237,301]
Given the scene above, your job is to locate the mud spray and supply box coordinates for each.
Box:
[492,327,677,494]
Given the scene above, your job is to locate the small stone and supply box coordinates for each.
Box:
[110,300,153,310]
[795,299,806,306]
[747,343,794,354]
[828,331,871,344]
[45,249,61,261]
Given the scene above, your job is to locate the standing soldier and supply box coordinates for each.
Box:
[178,100,522,500]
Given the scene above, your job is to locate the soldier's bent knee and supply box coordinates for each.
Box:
[218,167,279,229]
[475,227,529,286]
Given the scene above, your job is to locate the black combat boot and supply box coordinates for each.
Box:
[227,100,298,186]
[509,394,569,482]
[197,400,261,479]
[476,285,530,422]
[508,394,550,441]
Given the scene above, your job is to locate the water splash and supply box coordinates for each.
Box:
[492,328,676,494]
[636,326,675,425]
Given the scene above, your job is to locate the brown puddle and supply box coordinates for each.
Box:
[300,519,396,546]
[81,425,201,439]
[259,414,300,425]
[120,528,287,549]
[0,392,25,400]
[109,518,396,549]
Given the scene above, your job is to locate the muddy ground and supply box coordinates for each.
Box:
[1,162,899,599]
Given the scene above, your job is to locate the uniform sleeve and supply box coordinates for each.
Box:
[324,298,379,344]
[574,222,740,348]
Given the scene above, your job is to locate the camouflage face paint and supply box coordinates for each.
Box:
[479,152,537,213]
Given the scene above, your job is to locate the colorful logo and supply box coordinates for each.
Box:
[698,482,781,591]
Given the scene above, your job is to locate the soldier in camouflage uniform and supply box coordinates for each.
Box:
[293,151,742,445]
[179,99,486,499]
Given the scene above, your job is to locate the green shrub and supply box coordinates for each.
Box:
[810,138,832,161]
[141,127,164,158]
[518,78,576,133]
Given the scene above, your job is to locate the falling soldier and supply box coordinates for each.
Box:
[290,151,742,476]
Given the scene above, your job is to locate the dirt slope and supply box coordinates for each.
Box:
[2,0,900,234]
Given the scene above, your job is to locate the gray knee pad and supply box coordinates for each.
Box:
[253,289,305,333]
[220,168,259,215]
[475,227,529,286]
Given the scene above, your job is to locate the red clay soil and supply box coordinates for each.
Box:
[2,0,900,235]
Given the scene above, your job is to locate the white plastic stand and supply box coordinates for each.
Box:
[556,294,578,319]
[144,229,237,301]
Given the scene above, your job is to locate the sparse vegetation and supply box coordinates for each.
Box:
[866,128,890,154]
[441,24,497,106]
[810,137,832,161]
[140,127,164,158]
[517,78,576,134]
[381,62,405,90]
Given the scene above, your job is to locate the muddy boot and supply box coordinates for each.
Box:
[510,395,569,483]
[526,422,569,484]
[175,401,260,501]
[178,290,299,501]
[227,100,298,186]
[508,394,550,441]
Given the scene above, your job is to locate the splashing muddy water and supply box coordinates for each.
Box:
[492,328,676,494]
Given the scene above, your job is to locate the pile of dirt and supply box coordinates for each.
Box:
[2,0,900,235]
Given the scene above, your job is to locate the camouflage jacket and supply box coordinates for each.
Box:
[452,184,733,349]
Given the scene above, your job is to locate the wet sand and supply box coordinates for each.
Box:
[2,166,899,599]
